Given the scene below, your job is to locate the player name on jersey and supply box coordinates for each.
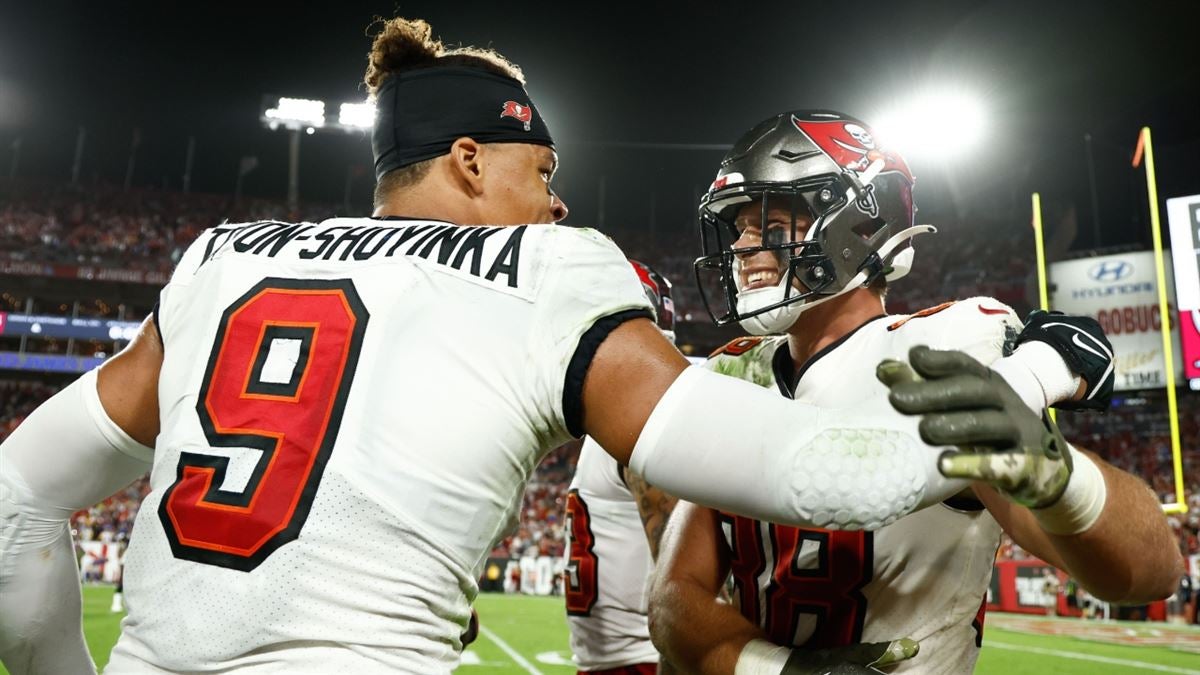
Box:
[198,220,526,288]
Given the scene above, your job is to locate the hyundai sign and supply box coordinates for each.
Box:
[1050,251,1183,391]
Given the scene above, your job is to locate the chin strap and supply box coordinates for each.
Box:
[737,223,938,335]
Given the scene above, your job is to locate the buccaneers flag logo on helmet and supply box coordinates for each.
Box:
[790,116,913,183]
[500,101,533,131]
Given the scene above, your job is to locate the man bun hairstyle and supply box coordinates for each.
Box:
[365,17,527,204]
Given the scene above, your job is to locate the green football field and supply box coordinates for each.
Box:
[5,586,1197,674]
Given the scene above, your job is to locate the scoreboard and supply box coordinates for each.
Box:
[1166,195,1200,386]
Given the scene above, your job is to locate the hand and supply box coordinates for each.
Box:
[782,638,919,674]
[1016,310,1114,411]
[877,346,1073,509]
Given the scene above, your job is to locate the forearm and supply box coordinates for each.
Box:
[982,451,1184,603]
[629,368,959,529]
[649,576,764,675]
[0,500,95,675]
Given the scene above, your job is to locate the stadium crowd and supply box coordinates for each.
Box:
[1,181,1197,620]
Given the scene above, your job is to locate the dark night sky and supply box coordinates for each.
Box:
[1,1,1198,250]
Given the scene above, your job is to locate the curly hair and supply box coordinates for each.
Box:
[365,17,526,205]
[364,16,525,96]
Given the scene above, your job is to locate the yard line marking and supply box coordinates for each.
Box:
[986,641,1200,674]
[480,624,545,675]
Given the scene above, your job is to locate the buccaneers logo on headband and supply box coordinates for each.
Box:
[500,101,533,131]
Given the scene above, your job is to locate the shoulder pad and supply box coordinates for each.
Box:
[709,336,769,358]
[888,297,1020,365]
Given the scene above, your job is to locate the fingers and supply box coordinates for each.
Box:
[783,638,919,675]
[869,638,920,668]
[939,449,1027,490]
[918,410,1020,447]
[908,345,991,380]
[888,374,1006,415]
[876,359,920,388]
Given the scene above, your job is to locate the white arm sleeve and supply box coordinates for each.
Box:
[990,340,1082,412]
[0,369,152,675]
[628,367,965,530]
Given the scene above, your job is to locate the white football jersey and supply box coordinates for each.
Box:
[563,437,659,671]
[105,218,651,674]
[705,299,1020,675]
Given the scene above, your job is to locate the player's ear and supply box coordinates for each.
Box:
[447,136,485,196]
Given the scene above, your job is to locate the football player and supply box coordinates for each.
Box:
[0,23,1133,674]
[564,259,681,675]
[649,111,1185,674]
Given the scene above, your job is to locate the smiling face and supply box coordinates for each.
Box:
[730,195,816,292]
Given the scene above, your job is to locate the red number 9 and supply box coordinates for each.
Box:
[159,278,368,571]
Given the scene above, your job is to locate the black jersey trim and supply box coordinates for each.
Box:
[151,301,164,352]
[943,493,987,512]
[368,215,457,225]
[563,308,654,438]
[773,314,889,397]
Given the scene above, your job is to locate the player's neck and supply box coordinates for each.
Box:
[784,288,885,376]
[372,182,476,225]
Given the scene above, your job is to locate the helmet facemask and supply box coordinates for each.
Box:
[695,111,931,335]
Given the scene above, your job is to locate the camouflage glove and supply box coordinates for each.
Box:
[781,638,919,674]
[877,346,1073,509]
[1016,310,1114,411]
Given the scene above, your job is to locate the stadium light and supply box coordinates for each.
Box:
[338,101,376,130]
[873,90,986,161]
[262,97,326,130]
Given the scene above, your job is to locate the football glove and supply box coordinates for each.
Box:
[878,346,1073,509]
[782,638,919,674]
[1016,310,1114,411]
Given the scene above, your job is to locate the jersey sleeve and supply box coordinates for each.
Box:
[702,336,780,389]
[532,227,654,439]
[153,226,224,349]
[894,296,1022,366]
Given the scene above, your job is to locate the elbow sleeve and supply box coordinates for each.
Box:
[628,367,963,530]
[2,369,152,525]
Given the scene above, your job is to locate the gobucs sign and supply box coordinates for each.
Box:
[1050,250,1184,390]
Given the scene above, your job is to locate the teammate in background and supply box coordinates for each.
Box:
[651,111,1184,674]
[564,260,681,675]
[0,22,1019,675]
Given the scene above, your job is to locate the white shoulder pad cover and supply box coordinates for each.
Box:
[532,226,654,436]
[895,297,1021,366]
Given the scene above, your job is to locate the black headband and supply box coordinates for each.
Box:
[372,66,555,180]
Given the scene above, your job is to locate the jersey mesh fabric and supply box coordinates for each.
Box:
[113,219,651,671]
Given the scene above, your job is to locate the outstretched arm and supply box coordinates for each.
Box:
[580,319,959,530]
[882,346,1184,605]
[977,454,1183,603]
[0,317,161,674]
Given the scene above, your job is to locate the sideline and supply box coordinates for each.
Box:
[479,624,546,675]
[986,641,1200,674]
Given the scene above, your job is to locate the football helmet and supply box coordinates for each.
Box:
[629,259,676,343]
[695,110,935,335]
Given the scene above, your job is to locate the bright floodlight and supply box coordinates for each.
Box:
[873,90,985,161]
[338,102,376,129]
[263,97,326,128]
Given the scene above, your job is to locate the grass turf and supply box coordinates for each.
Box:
[3,587,1195,674]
